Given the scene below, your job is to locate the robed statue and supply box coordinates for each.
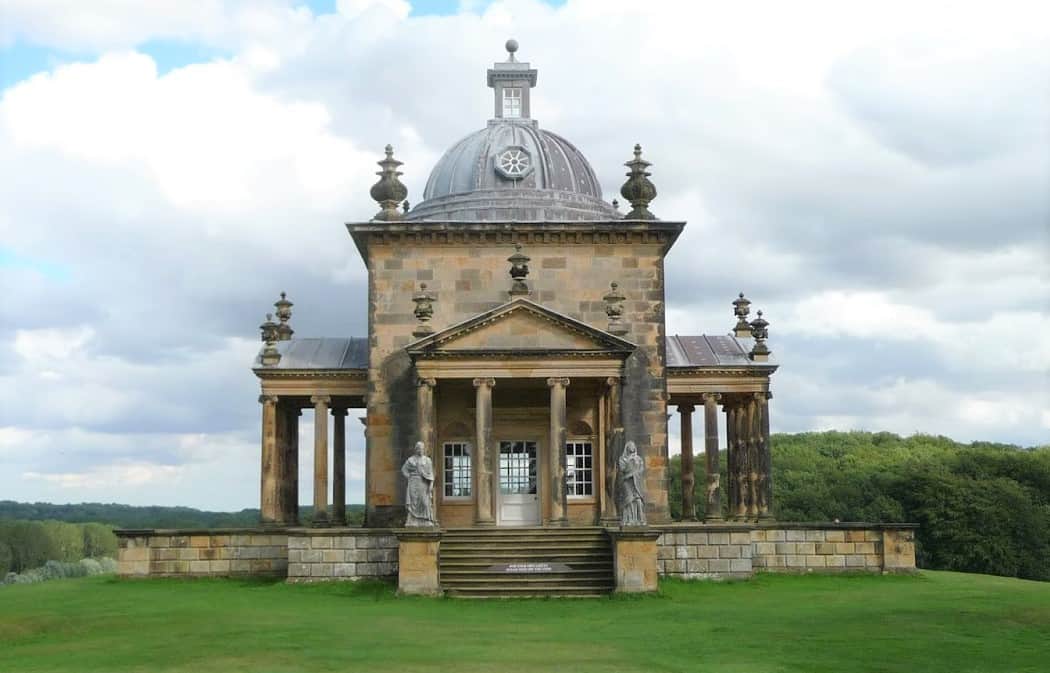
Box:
[618,440,647,526]
[401,441,437,527]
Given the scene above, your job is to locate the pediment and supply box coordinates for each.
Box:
[406,298,635,357]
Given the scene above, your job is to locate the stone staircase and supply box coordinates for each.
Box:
[439,527,615,597]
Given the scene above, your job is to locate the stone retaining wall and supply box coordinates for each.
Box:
[286,530,399,582]
[657,524,916,579]
[116,530,288,578]
[656,528,754,579]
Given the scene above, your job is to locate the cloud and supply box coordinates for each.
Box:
[0,0,1047,509]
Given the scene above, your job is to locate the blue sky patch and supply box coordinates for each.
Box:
[0,248,71,282]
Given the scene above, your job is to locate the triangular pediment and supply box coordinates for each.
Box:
[406,298,635,357]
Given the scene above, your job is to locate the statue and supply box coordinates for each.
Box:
[401,441,437,527]
[618,440,647,526]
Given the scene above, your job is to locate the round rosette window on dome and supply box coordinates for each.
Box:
[495,145,534,180]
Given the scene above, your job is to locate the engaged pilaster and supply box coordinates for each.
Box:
[472,378,496,526]
[311,395,331,526]
[600,377,623,525]
[547,377,570,527]
[702,393,724,522]
[416,378,437,455]
[677,404,697,521]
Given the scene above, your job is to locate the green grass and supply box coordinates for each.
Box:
[1,572,1047,672]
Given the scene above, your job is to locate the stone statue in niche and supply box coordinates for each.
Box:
[618,440,647,526]
[402,441,437,527]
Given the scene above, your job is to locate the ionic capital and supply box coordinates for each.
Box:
[330,407,349,417]
[546,377,570,388]
[417,377,437,389]
[701,392,722,404]
[677,404,695,414]
[258,394,279,406]
[310,395,331,406]
[472,377,495,389]
[604,376,622,389]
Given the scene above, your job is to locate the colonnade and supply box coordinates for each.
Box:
[676,392,773,521]
[259,395,353,526]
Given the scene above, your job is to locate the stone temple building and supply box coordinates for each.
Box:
[116,42,916,595]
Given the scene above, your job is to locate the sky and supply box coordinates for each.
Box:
[0,0,1047,511]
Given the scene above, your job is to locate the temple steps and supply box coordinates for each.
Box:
[439,527,614,597]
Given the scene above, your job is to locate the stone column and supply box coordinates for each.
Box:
[472,378,496,526]
[259,395,279,525]
[601,377,623,525]
[547,377,570,527]
[733,399,749,520]
[757,392,774,520]
[311,395,330,526]
[283,406,301,525]
[702,392,723,521]
[332,407,347,525]
[747,395,760,520]
[724,401,738,521]
[677,404,696,521]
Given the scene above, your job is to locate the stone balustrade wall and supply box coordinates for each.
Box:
[656,529,754,579]
[286,530,399,582]
[657,524,916,579]
[117,530,288,578]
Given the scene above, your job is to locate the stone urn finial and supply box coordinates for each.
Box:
[732,292,752,337]
[749,310,771,361]
[412,282,436,338]
[273,291,294,341]
[259,313,281,366]
[508,244,531,296]
[604,281,629,335]
[370,144,408,221]
[620,143,657,220]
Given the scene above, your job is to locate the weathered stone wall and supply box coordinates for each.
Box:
[752,528,882,572]
[656,527,754,579]
[657,524,917,579]
[286,529,399,582]
[361,228,675,526]
[116,530,288,578]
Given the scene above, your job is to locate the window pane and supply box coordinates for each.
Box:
[443,442,472,497]
[565,441,593,496]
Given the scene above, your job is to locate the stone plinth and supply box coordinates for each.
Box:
[609,528,661,593]
[396,529,442,595]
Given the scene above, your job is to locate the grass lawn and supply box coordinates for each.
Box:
[0,571,1047,672]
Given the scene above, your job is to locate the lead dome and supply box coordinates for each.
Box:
[406,41,618,221]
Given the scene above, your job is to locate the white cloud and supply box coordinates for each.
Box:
[24,461,186,489]
[0,0,1047,509]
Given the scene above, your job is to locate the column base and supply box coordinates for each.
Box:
[311,515,330,528]
[599,517,620,527]
[704,514,725,523]
[546,518,569,527]
[473,519,496,527]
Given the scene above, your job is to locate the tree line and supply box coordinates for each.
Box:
[0,520,118,575]
[669,431,1050,581]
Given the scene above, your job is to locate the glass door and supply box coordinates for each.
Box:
[497,440,540,525]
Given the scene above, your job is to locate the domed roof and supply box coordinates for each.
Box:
[406,42,617,222]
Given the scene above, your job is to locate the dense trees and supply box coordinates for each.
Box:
[0,521,118,574]
[669,431,1050,581]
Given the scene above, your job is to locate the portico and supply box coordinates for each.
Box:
[406,298,634,528]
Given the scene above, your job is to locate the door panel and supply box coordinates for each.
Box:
[498,440,540,525]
